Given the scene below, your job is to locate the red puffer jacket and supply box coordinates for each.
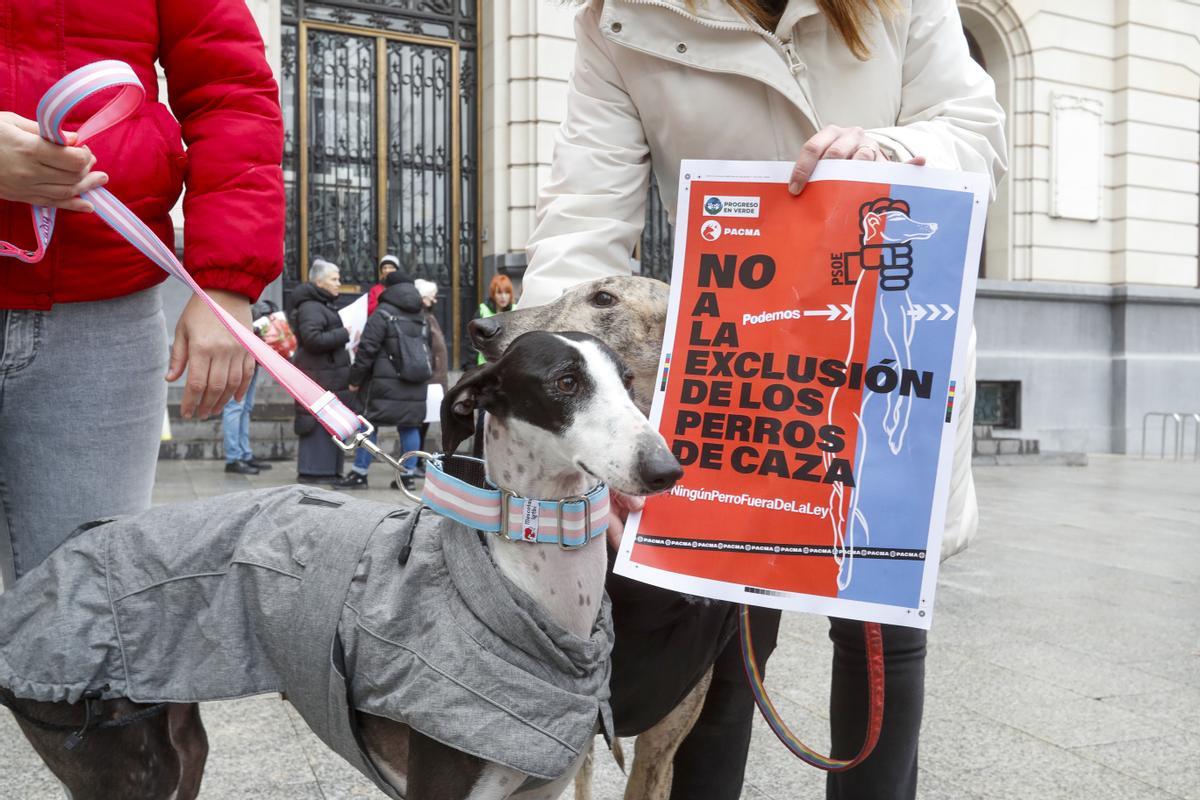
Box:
[0,0,284,309]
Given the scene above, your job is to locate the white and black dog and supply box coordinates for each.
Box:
[470,278,737,800]
[0,330,681,800]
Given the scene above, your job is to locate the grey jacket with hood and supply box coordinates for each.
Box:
[0,486,613,793]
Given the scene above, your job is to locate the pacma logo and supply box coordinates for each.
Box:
[699,221,762,241]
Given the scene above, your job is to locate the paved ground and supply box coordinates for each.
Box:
[1,456,1197,799]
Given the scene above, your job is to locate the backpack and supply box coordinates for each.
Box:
[380,310,433,384]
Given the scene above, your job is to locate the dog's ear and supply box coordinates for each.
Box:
[441,362,505,454]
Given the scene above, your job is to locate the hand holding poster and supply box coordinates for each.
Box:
[614,160,988,629]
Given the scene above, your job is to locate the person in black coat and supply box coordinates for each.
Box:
[335,273,430,490]
[290,259,351,482]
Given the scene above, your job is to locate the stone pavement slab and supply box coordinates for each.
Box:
[1,455,1196,798]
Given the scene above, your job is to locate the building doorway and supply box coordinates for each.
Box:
[280,3,479,364]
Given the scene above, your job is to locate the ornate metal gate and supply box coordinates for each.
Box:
[281,1,478,364]
[639,172,675,282]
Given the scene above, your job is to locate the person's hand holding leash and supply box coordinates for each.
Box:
[607,490,646,550]
[0,112,108,212]
[167,290,256,419]
[788,124,927,195]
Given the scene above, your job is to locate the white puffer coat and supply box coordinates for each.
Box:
[523,0,1007,560]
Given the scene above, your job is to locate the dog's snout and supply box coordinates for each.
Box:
[637,442,684,493]
[468,316,503,345]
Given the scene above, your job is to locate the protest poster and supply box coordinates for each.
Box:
[614,160,989,628]
[338,293,369,356]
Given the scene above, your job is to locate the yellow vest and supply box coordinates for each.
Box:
[476,302,495,365]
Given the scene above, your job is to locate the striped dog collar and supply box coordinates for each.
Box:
[420,455,609,549]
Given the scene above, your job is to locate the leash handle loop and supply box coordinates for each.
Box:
[739,605,885,772]
[0,61,364,444]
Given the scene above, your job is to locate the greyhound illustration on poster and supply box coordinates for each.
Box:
[615,160,989,628]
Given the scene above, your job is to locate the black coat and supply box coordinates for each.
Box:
[349,282,429,427]
[290,283,352,435]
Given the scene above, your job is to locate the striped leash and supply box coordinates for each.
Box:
[0,61,380,455]
[740,606,885,771]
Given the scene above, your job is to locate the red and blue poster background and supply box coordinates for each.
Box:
[614,160,989,628]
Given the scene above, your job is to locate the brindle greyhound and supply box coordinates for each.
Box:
[1,330,682,800]
[469,277,728,800]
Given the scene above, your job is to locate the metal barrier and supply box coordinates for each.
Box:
[1187,413,1200,462]
[1142,412,1200,460]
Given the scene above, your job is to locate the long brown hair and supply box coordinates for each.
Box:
[703,1,897,61]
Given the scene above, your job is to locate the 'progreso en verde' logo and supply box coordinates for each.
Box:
[703,195,759,218]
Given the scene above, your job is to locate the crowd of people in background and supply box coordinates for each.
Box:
[275,254,501,489]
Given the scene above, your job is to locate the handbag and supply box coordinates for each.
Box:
[254,311,298,360]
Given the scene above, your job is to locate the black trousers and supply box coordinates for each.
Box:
[669,608,928,800]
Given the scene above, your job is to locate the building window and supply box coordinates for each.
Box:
[975,380,1021,429]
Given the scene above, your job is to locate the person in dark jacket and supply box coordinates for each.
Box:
[290,259,351,483]
[336,273,430,491]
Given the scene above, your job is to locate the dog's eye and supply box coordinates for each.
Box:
[591,291,616,308]
[556,375,579,394]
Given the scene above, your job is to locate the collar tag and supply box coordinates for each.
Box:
[520,500,540,542]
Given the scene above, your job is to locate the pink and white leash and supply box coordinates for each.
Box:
[0,61,366,446]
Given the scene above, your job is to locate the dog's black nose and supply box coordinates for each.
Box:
[469,316,502,345]
[638,444,684,493]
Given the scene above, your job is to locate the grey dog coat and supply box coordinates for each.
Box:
[0,486,614,793]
